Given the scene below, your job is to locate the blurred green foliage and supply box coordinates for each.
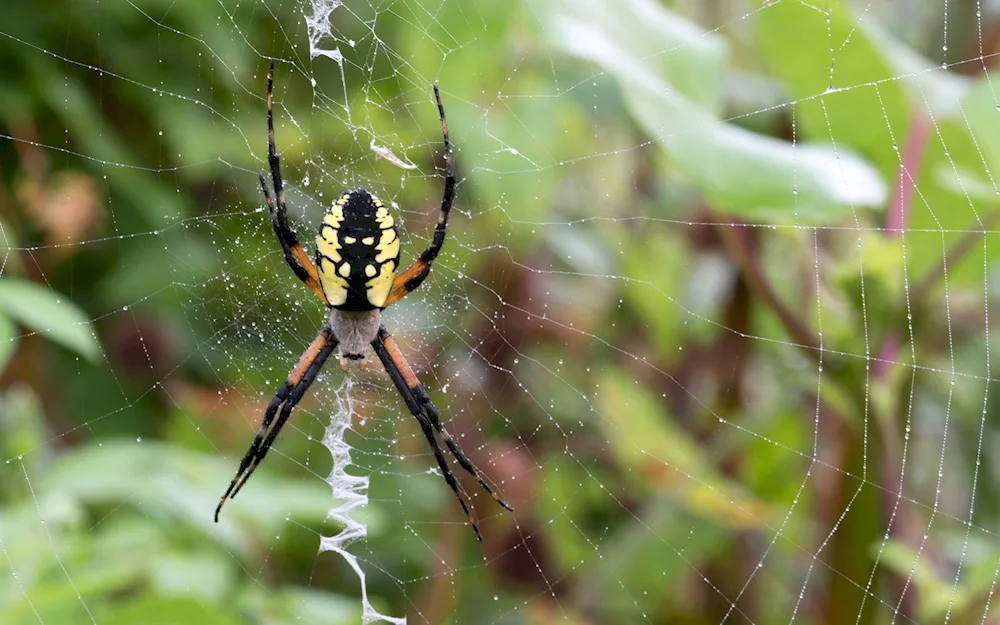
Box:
[2,0,1000,624]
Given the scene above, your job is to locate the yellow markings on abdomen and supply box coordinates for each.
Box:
[362,194,398,307]
[317,202,344,261]
[364,258,396,308]
[314,189,401,309]
[315,194,350,306]
[375,228,399,263]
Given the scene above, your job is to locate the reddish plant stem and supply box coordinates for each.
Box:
[877,110,930,620]
[883,112,929,237]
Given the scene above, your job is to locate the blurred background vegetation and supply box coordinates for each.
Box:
[3,0,1000,623]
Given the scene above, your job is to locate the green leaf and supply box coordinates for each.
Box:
[241,587,358,625]
[756,0,911,180]
[619,224,688,358]
[0,314,16,373]
[877,539,971,621]
[758,2,1000,286]
[577,496,730,622]
[538,0,886,222]
[0,278,102,363]
[594,371,771,530]
[99,597,241,625]
[40,439,352,555]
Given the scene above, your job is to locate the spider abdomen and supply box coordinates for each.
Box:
[330,308,382,360]
[315,188,400,310]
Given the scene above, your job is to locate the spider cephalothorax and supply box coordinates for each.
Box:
[214,60,512,541]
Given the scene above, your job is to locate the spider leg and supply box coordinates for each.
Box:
[260,59,330,306]
[372,326,511,540]
[377,327,512,511]
[371,330,480,540]
[413,387,515,512]
[383,85,455,308]
[215,325,338,521]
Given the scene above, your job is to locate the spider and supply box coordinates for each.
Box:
[214,60,513,541]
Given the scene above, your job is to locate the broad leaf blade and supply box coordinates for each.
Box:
[539,0,887,221]
[0,278,102,363]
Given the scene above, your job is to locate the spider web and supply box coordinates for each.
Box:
[1,0,999,623]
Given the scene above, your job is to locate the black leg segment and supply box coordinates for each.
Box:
[371,325,512,540]
[215,325,338,521]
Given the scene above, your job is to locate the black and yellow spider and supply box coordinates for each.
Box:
[214,61,512,541]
